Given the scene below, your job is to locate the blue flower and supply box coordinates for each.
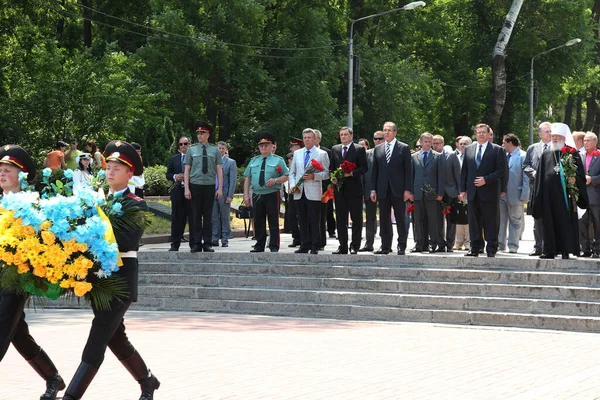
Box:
[64,169,73,179]
[18,171,28,182]
[111,203,122,213]
[42,168,52,177]
[96,170,106,178]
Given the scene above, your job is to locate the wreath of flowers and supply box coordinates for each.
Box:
[0,168,136,309]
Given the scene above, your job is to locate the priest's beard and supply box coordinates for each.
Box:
[550,141,565,151]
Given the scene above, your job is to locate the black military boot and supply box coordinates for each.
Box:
[26,349,66,400]
[120,350,160,400]
[63,362,99,400]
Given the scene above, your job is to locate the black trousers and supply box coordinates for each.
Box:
[0,291,40,361]
[81,258,140,368]
[467,193,500,254]
[364,199,378,247]
[253,192,281,251]
[170,186,194,249]
[378,190,407,251]
[579,207,600,253]
[297,194,322,251]
[334,192,363,250]
[190,183,216,247]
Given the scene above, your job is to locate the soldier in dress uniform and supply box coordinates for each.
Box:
[243,133,289,252]
[63,140,159,400]
[0,144,66,400]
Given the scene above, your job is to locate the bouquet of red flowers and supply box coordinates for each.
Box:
[292,158,324,194]
[330,160,356,190]
[405,201,414,214]
[560,145,580,211]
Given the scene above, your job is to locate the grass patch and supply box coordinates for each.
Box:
[145,215,172,235]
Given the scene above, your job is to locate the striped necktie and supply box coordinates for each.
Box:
[385,143,391,163]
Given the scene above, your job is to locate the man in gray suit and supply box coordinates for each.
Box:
[411,132,445,253]
[499,134,530,253]
[358,136,378,251]
[523,121,552,256]
[579,132,600,258]
[432,135,460,252]
[212,141,237,247]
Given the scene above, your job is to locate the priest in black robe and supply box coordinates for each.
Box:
[531,123,588,259]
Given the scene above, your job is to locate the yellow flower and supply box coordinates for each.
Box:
[59,278,75,289]
[23,225,35,236]
[17,263,30,274]
[41,231,56,245]
[40,221,52,231]
[32,265,47,278]
[73,281,92,297]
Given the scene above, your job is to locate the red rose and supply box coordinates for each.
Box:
[561,147,567,154]
[406,203,414,214]
[276,165,283,173]
[311,159,324,171]
[340,160,357,173]
[593,150,600,157]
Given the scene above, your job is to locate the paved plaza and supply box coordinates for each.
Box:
[2,309,600,399]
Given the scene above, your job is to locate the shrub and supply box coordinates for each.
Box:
[144,165,171,196]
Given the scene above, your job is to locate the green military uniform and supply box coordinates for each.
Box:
[185,143,222,184]
[244,134,289,252]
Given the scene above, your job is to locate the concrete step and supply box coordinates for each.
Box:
[137,277,600,301]
[138,252,600,273]
[138,263,600,287]
[136,286,600,317]
[130,298,600,333]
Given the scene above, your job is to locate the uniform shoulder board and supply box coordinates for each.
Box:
[127,192,144,202]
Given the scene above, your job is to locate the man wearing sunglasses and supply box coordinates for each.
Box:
[166,136,195,251]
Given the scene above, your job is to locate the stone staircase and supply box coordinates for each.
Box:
[131,252,600,333]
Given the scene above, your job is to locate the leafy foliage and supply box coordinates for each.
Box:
[143,165,171,196]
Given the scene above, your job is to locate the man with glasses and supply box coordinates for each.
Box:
[433,135,461,252]
[184,120,223,253]
[166,136,194,251]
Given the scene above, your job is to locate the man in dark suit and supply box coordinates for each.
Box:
[432,135,461,252]
[370,121,413,255]
[411,132,444,253]
[579,132,600,257]
[166,136,194,251]
[459,123,507,257]
[522,121,552,256]
[330,127,368,254]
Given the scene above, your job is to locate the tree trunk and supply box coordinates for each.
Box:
[82,0,92,47]
[576,94,583,131]
[487,0,524,132]
[564,94,574,126]
[585,90,599,131]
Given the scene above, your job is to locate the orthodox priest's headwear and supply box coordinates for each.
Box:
[551,122,575,148]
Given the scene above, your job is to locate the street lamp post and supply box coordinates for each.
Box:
[529,38,581,146]
[347,1,425,130]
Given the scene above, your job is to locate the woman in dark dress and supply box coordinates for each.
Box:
[0,144,65,400]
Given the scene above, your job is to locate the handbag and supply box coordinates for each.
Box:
[235,205,253,237]
[449,200,468,224]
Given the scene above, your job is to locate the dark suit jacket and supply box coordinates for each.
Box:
[443,151,461,199]
[166,152,185,182]
[371,140,412,198]
[331,142,368,197]
[411,150,444,201]
[320,146,333,192]
[582,151,600,206]
[460,142,507,202]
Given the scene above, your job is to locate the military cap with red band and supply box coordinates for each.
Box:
[0,144,37,180]
[194,120,212,133]
[103,140,144,176]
